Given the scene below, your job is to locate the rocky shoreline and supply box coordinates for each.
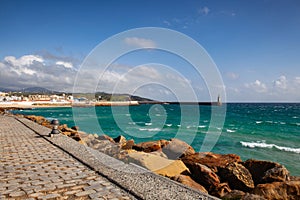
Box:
[3,110,300,200]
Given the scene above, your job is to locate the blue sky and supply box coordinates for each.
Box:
[0,0,300,102]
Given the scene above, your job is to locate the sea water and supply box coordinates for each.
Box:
[14,103,300,176]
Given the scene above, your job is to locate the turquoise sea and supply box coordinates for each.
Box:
[14,103,300,176]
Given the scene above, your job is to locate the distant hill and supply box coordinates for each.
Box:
[20,87,58,94]
[0,87,13,92]
[0,86,60,94]
[95,92,154,101]
[0,87,153,101]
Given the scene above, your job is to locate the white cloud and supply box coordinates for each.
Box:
[273,75,287,89]
[198,6,210,16]
[56,61,73,69]
[22,68,37,75]
[124,37,156,48]
[163,20,171,26]
[245,80,268,93]
[294,77,300,85]
[0,54,76,91]
[226,72,239,80]
[4,55,44,67]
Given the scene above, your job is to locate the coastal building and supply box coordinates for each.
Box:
[29,94,51,101]
[0,92,8,97]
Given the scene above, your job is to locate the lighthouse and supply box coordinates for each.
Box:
[217,95,222,106]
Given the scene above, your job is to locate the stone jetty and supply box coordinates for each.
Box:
[0,114,216,200]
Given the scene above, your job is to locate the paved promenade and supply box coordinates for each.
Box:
[0,115,218,200]
[0,115,134,200]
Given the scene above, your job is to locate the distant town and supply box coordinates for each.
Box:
[0,87,153,107]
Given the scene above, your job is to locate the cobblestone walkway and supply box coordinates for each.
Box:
[0,115,134,200]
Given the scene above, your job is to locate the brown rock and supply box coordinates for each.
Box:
[133,141,162,152]
[252,181,300,200]
[162,138,195,159]
[210,183,231,198]
[127,151,189,175]
[242,193,266,200]
[291,176,300,181]
[183,161,220,191]
[154,160,190,178]
[70,133,81,141]
[61,126,77,133]
[62,131,72,136]
[113,135,127,146]
[122,139,135,150]
[98,134,115,143]
[223,190,267,200]
[222,190,246,199]
[149,151,168,159]
[159,139,169,148]
[41,121,51,128]
[181,152,241,173]
[71,126,79,131]
[25,115,49,125]
[172,175,208,193]
[243,159,290,185]
[219,162,254,192]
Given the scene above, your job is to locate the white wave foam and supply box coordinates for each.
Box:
[177,125,181,127]
[292,116,298,119]
[138,128,161,132]
[226,129,236,133]
[165,124,172,127]
[240,141,300,154]
[198,125,206,128]
[256,121,263,124]
[145,123,152,126]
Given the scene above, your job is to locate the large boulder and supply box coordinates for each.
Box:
[181,152,241,173]
[219,162,255,192]
[154,160,190,178]
[252,181,300,200]
[243,159,290,185]
[98,134,115,143]
[127,151,189,176]
[172,175,208,194]
[121,139,135,150]
[162,138,195,159]
[133,141,162,152]
[210,183,231,198]
[92,139,120,158]
[183,161,220,191]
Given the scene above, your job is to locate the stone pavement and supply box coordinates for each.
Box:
[1,114,218,200]
[0,115,135,200]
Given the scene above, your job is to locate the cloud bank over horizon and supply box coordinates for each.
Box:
[0,53,299,102]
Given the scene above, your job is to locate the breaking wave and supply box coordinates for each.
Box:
[138,128,161,132]
[240,141,300,154]
[226,129,236,133]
